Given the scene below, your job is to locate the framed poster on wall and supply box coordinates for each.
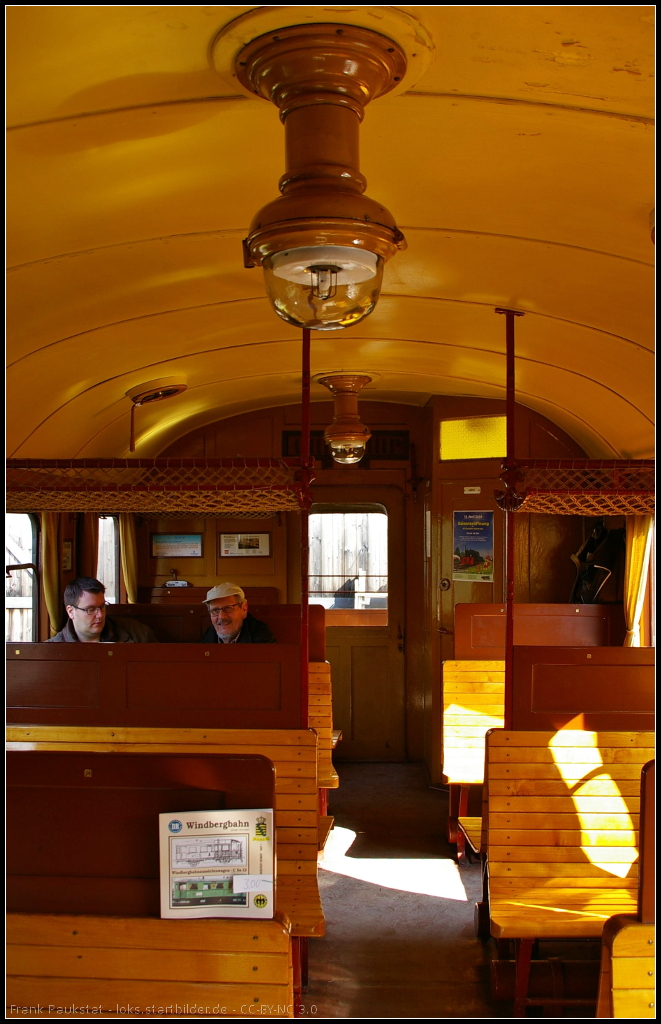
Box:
[219,533,271,558]
[452,511,494,582]
[151,534,203,558]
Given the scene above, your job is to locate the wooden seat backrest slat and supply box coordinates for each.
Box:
[442,660,504,785]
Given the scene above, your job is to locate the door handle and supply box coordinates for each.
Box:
[397,623,404,653]
[437,626,453,635]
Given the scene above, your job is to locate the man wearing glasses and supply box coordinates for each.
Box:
[202,583,275,644]
[46,577,156,643]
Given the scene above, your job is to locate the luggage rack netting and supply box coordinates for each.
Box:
[496,459,655,516]
[5,458,306,518]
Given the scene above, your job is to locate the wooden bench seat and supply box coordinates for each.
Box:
[7,726,325,1018]
[308,662,339,793]
[7,913,294,1018]
[485,729,654,1016]
[596,916,655,1019]
[441,659,504,858]
[596,759,655,1019]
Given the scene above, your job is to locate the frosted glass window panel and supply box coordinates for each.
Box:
[5,513,36,642]
[309,512,388,610]
[97,516,119,604]
[440,416,506,460]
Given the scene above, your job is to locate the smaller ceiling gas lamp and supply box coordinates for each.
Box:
[317,374,372,464]
[126,378,187,453]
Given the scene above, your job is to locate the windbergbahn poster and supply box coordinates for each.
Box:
[452,511,494,582]
[159,809,274,919]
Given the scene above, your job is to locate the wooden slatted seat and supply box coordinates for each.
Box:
[596,759,655,1019]
[7,913,294,1018]
[308,662,339,793]
[6,726,324,1018]
[596,916,656,1019]
[485,729,655,1017]
[442,660,504,859]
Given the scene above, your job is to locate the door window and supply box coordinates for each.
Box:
[309,507,388,625]
[6,513,39,641]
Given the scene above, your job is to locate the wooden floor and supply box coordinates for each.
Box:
[299,763,600,1019]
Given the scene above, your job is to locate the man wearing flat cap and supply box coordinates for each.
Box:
[201,583,276,644]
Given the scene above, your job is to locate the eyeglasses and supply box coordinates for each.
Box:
[69,603,108,616]
[209,602,244,616]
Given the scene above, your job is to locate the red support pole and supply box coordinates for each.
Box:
[496,308,524,730]
[300,328,312,729]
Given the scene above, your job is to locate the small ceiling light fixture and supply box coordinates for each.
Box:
[317,374,373,464]
[126,378,187,453]
[235,24,407,330]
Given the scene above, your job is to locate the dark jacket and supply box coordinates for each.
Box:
[201,613,276,644]
[46,617,157,643]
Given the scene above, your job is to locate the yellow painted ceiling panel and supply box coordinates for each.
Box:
[5,6,655,460]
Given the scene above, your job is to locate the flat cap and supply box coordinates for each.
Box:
[204,583,246,604]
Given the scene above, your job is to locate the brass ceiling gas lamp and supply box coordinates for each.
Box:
[317,374,373,464]
[234,24,407,330]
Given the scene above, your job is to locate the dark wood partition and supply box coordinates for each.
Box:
[6,643,302,729]
[6,750,274,916]
[511,646,655,730]
[109,602,326,660]
[454,603,627,659]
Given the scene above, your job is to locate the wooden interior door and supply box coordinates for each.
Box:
[313,485,407,761]
[438,480,505,664]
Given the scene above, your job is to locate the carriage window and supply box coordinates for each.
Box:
[440,416,506,460]
[5,513,39,642]
[97,516,120,604]
[309,508,388,625]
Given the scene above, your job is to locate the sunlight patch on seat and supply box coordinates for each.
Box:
[320,826,468,901]
[549,731,638,879]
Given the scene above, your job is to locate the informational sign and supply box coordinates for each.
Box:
[159,808,274,920]
[220,533,270,557]
[452,511,494,582]
[151,534,203,558]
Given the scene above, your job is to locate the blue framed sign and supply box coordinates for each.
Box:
[151,534,203,558]
[452,511,494,582]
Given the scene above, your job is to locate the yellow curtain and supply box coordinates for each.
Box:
[78,513,99,579]
[623,515,654,647]
[119,512,139,604]
[41,511,62,636]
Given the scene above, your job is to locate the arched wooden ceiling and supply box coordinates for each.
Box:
[6,6,655,459]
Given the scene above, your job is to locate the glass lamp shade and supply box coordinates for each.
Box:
[263,246,383,330]
[328,441,368,464]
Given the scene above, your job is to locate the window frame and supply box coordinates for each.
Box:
[308,503,389,627]
[5,512,40,642]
